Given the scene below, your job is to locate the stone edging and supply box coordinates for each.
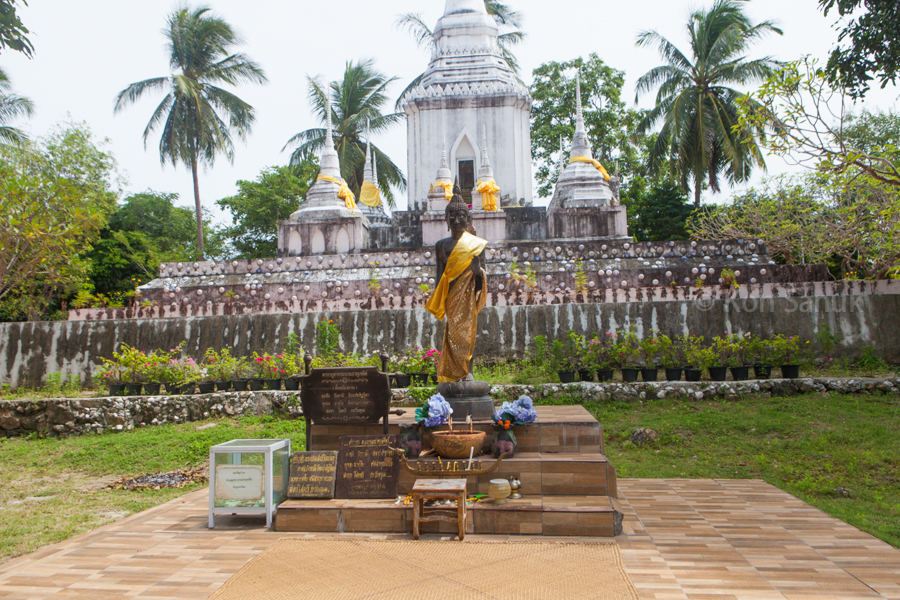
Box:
[3,377,897,438]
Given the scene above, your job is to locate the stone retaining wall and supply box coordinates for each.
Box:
[3,377,897,438]
[3,283,900,389]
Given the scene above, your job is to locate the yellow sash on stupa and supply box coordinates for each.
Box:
[475,179,500,211]
[359,181,381,208]
[570,156,611,181]
[433,180,453,200]
[317,174,357,210]
[425,231,488,322]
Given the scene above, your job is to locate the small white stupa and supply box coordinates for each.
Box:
[277,93,370,255]
[546,73,628,239]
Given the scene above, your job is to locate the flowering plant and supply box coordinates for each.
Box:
[252,352,286,379]
[492,395,537,429]
[415,393,453,428]
[583,333,615,370]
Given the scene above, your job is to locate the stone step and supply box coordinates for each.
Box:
[308,405,605,456]
[275,493,623,537]
[397,452,617,498]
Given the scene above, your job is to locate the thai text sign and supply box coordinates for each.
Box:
[335,435,399,499]
[287,451,338,499]
[300,367,390,425]
[215,465,263,501]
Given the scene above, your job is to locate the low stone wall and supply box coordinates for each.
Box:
[3,281,899,389]
[0,391,284,438]
[3,378,897,439]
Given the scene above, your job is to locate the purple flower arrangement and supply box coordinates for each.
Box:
[492,395,537,429]
[415,393,453,428]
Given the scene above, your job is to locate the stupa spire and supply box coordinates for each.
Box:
[478,124,494,180]
[570,71,593,160]
[363,119,374,183]
[436,141,451,182]
[319,89,341,178]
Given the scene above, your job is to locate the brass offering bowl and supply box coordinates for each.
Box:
[429,430,486,459]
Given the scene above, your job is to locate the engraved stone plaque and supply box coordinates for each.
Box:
[335,434,399,499]
[300,367,391,425]
[287,451,338,499]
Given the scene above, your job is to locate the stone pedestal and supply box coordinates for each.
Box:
[470,210,507,242]
[437,380,494,421]
[546,205,628,240]
[277,215,369,256]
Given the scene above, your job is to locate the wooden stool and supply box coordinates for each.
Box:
[411,478,468,541]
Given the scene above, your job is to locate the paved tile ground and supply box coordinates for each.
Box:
[0,479,897,599]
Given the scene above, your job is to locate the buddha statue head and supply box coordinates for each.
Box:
[445,183,470,236]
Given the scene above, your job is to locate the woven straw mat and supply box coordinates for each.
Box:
[208,539,638,600]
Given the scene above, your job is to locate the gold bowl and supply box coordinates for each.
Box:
[429,430,486,459]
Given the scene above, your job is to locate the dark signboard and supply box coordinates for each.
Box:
[300,367,391,426]
[335,435,400,499]
[286,451,338,499]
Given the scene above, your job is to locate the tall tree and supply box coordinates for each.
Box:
[215,161,318,259]
[283,60,405,208]
[530,54,642,198]
[819,0,900,99]
[114,5,266,257]
[0,67,33,145]
[738,57,900,189]
[82,191,221,308]
[0,121,119,321]
[394,1,525,109]
[0,0,33,58]
[634,0,782,207]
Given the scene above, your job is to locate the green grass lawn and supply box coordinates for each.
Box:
[0,391,897,566]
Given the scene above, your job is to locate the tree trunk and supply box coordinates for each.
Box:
[693,172,702,208]
[191,158,204,258]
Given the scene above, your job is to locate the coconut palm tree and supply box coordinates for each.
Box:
[283,59,406,208]
[394,1,525,109]
[634,0,781,207]
[0,67,33,146]
[114,5,266,256]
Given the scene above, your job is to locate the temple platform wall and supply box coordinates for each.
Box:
[3,280,899,388]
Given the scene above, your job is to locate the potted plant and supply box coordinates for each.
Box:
[614,328,640,382]
[95,358,125,396]
[638,334,661,382]
[684,336,709,381]
[728,334,751,381]
[251,352,281,390]
[745,334,772,379]
[770,334,803,378]
[550,331,581,383]
[585,334,614,382]
[204,347,234,392]
[141,352,168,395]
[114,344,147,396]
[407,348,434,387]
[174,356,200,394]
[490,395,537,459]
[658,335,681,381]
[229,356,251,391]
[279,353,301,390]
[388,352,412,388]
[709,336,731,381]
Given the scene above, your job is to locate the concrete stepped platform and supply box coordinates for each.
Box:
[308,405,605,455]
[275,406,622,537]
[275,493,623,537]
[396,452,617,498]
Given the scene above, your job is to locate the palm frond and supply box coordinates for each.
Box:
[394,13,435,50]
[114,77,170,112]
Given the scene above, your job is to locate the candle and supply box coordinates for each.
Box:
[467,415,472,432]
[467,446,475,470]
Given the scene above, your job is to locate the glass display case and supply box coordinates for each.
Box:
[208,439,290,528]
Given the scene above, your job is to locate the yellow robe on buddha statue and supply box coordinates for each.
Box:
[425,232,488,383]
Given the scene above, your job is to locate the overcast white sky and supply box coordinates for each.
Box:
[4,0,898,223]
